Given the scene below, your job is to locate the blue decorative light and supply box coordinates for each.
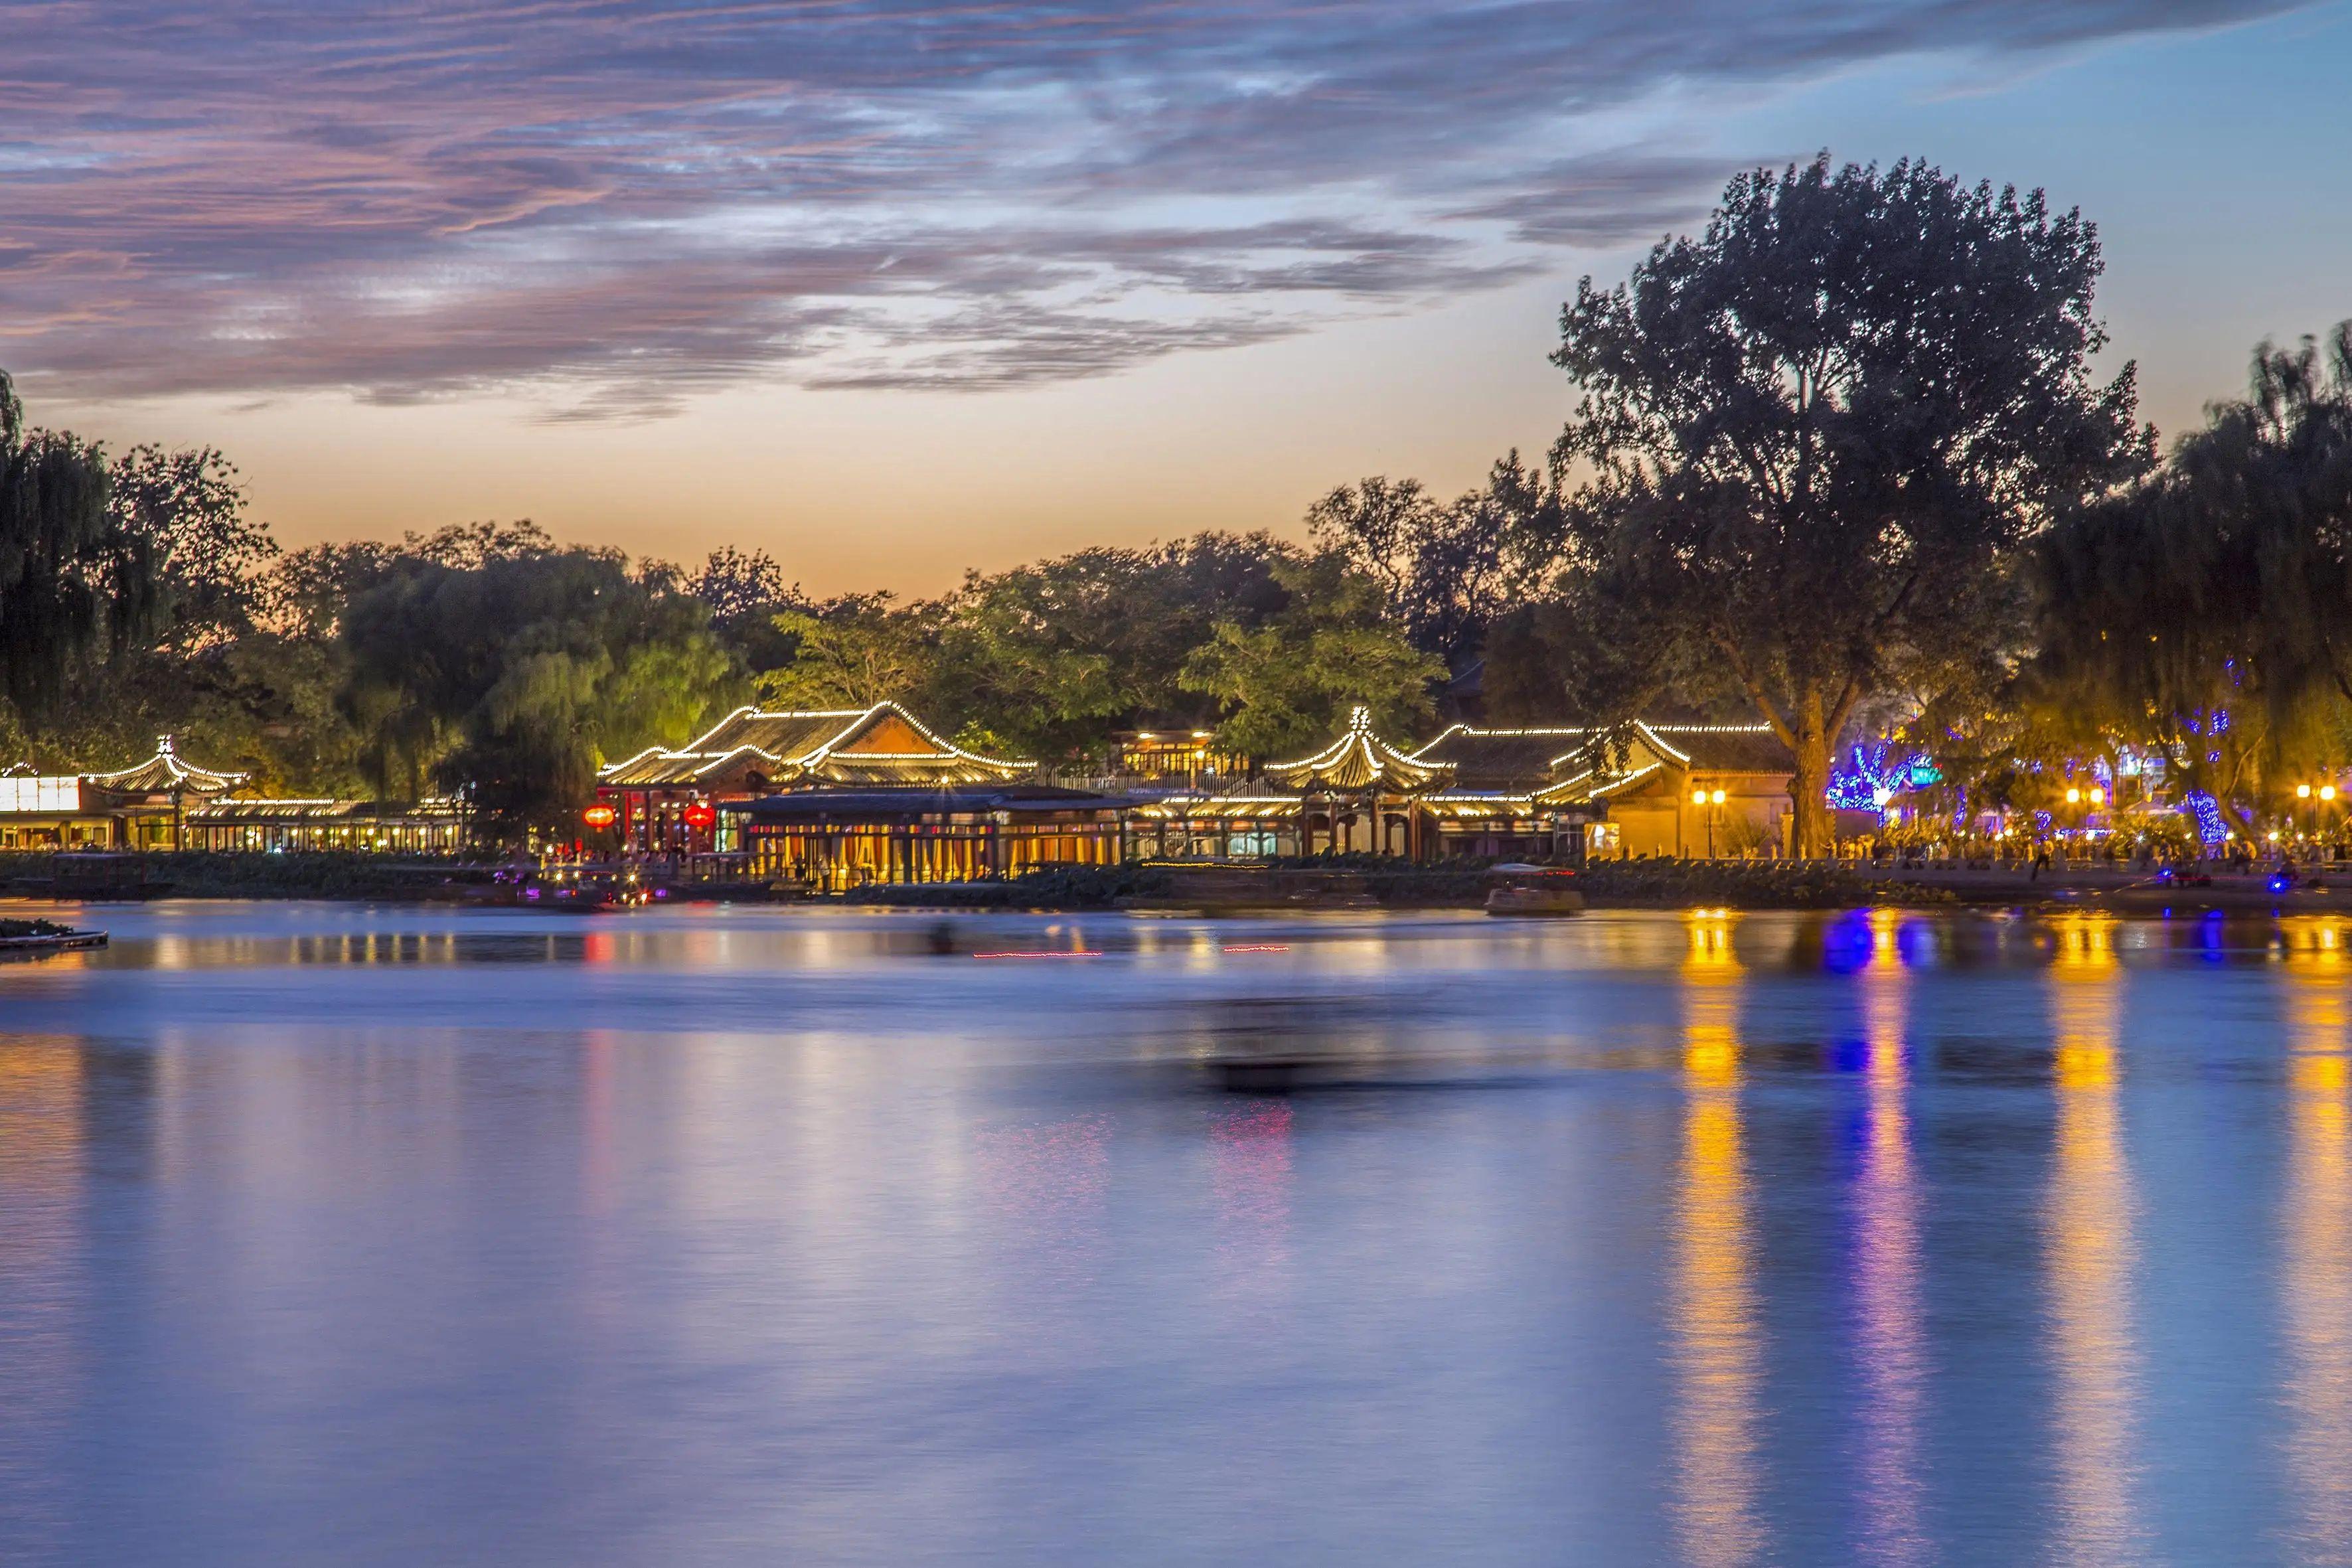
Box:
[1825,741,1939,809]
[2184,791,2229,846]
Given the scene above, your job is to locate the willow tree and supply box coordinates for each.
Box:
[0,370,161,736]
[2033,323,2352,833]
[1549,156,2148,854]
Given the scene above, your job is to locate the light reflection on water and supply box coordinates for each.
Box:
[2282,929,2352,1567]
[2045,915,2142,1567]
[1668,911,1761,1568]
[1852,909,1926,1568]
[3,902,2352,1563]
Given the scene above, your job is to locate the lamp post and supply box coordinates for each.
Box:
[1690,786,1727,858]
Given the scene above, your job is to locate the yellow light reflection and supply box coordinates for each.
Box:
[1854,910,1926,1565]
[1670,911,1761,1568]
[2280,921,2352,1559]
[2044,914,2140,1565]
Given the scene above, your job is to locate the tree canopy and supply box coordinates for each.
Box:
[1306,455,1558,674]
[1179,552,1445,759]
[0,371,160,734]
[341,546,736,830]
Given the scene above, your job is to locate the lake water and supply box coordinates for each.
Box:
[2,900,2349,1565]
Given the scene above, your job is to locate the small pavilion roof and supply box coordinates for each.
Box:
[81,736,246,798]
[1266,706,1452,793]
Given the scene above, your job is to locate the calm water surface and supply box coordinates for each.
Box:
[3,900,2350,1565]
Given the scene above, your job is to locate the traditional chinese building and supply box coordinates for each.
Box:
[1534,722,1797,858]
[182,797,469,854]
[727,781,1132,891]
[0,738,247,850]
[1131,712,1796,864]
[1,738,475,854]
[1134,706,1458,858]
[1405,724,1591,859]
[596,701,1032,857]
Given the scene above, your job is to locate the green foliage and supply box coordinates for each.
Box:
[341,547,737,834]
[0,372,160,732]
[688,545,805,671]
[925,532,1294,759]
[109,443,277,649]
[758,592,943,709]
[1178,552,1446,758]
[2031,322,2352,831]
[1306,453,1559,669]
[1545,155,2150,853]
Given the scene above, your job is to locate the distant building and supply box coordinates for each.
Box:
[1111,730,1248,788]
[182,797,468,854]
[1132,712,1797,864]
[0,738,469,854]
[1533,722,1798,858]
[0,738,246,850]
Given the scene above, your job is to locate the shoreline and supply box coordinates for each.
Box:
[6,850,2345,916]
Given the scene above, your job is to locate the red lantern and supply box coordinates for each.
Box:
[682,801,717,832]
[582,804,617,828]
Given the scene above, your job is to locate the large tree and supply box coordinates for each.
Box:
[109,443,277,650]
[927,532,1294,758]
[757,592,943,711]
[1549,155,2148,854]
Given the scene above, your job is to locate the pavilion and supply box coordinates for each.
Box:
[726,781,1132,891]
[595,700,1032,858]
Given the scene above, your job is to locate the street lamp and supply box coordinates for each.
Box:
[1690,787,1727,858]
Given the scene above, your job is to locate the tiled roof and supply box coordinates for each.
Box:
[1410,725,1590,791]
[1532,722,1794,805]
[1266,706,1452,793]
[1642,724,1797,774]
[599,702,1030,790]
[80,737,246,797]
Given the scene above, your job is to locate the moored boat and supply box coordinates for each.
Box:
[1483,863,1585,915]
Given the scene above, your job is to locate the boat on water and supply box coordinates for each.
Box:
[1483,863,1585,915]
[0,919,108,958]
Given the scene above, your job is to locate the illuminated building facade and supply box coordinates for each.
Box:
[596,701,1031,860]
[0,738,246,850]
[728,783,1131,890]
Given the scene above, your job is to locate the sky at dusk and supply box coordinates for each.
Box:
[5,1,2349,593]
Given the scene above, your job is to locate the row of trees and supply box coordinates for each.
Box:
[6,154,2345,851]
[0,375,1447,831]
